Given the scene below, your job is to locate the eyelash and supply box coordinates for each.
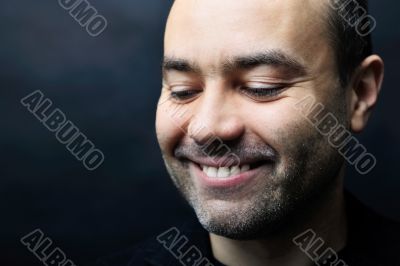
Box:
[239,86,285,100]
[170,90,200,101]
[169,86,286,102]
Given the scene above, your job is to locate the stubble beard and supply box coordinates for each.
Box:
[162,125,345,240]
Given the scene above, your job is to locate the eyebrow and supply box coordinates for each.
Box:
[162,57,201,74]
[162,50,308,77]
[224,50,308,76]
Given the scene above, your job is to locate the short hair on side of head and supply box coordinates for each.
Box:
[326,0,373,87]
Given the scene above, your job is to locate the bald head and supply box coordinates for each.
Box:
[165,0,333,78]
[165,0,372,86]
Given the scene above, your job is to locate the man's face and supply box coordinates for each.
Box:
[156,0,348,239]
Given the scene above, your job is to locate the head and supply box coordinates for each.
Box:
[156,0,384,239]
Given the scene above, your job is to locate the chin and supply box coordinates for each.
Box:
[192,197,290,240]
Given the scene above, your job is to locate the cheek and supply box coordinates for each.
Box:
[155,103,186,155]
[244,99,307,144]
[244,98,321,172]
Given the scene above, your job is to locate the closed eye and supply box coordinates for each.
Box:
[239,86,286,101]
[170,89,201,102]
[168,85,287,102]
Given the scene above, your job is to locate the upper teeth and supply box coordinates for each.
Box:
[202,164,250,178]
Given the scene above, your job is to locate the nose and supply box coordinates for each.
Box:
[188,84,245,145]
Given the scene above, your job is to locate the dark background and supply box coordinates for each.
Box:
[1,0,399,265]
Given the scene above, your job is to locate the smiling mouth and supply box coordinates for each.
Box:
[194,161,267,179]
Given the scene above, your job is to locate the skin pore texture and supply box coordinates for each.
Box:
[156,0,384,265]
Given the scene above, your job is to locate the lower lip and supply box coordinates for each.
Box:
[189,162,265,188]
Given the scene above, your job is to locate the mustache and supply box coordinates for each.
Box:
[174,138,278,165]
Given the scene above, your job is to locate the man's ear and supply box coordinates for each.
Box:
[349,55,384,133]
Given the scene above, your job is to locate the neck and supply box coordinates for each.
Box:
[209,171,347,266]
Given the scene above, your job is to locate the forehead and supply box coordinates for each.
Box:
[165,0,331,72]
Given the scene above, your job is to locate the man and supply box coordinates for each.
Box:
[94,0,399,265]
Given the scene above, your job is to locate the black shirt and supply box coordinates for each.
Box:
[90,192,400,266]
